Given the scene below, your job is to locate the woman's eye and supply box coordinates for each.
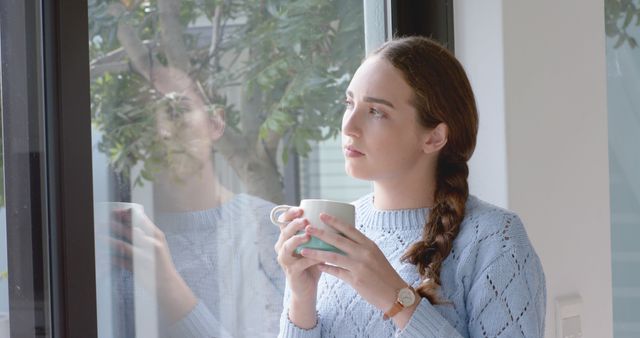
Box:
[370,108,385,118]
[344,99,354,109]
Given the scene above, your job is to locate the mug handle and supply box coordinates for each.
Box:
[270,205,292,227]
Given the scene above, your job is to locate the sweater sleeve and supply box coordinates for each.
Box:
[167,300,233,338]
[278,281,322,338]
[398,243,545,338]
[465,244,546,338]
[396,298,464,337]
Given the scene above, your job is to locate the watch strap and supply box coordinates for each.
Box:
[382,302,405,320]
[382,286,415,320]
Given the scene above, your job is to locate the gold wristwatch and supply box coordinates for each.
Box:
[383,285,416,320]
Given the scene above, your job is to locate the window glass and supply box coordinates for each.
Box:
[605,1,640,337]
[88,1,366,336]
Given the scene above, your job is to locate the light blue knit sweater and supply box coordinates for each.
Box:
[279,193,546,337]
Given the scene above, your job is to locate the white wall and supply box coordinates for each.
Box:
[455,1,613,337]
[454,0,508,208]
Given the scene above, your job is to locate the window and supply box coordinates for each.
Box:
[605,1,640,336]
[88,1,366,336]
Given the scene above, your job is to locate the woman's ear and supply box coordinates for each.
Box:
[209,107,226,141]
[422,122,448,154]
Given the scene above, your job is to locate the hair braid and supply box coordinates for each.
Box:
[401,158,468,304]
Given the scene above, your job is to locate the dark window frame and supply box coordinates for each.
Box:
[1,0,97,337]
[1,0,50,336]
[41,0,97,337]
[390,0,454,51]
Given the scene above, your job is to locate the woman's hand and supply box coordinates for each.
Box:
[109,208,198,323]
[298,213,412,316]
[274,207,325,298]
[274,207,324,328]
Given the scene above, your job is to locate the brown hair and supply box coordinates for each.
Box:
[371,37,478,304]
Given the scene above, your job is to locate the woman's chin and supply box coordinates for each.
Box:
[344,164,373,181]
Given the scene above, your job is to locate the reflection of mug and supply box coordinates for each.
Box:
[94,202,144,237]
[270,199,355,254]
[93,202,159,338]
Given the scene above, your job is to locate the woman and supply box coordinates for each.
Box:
[275,37,546,337]
[103,66,284,338]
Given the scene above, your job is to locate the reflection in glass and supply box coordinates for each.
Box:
[89,1,364,337]
[605,2,640,337]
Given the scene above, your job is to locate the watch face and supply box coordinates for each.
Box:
[398,288,416,307]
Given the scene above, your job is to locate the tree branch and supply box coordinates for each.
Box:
[257,129,283,166]
[157,0,191,72]
[208,3,223,69]
[90,61,129,79]
[241,86,265,146]
[214,126,252,175]
[90,40,159,79]
[115,10,153,80]
[90,40,158,69]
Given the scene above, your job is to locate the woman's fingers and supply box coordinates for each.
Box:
[110,230,156,260]
[110,237,133,259]
[278,234,324,275]
[111,208,159,238]
[290,257,323,274]
[282,218,308,240]
[109,220,132,243]
[319,213,369,245]
[277,233,311,266]
[277,207,303,228]
[300,248,350,269]
[274,217,308,253]
[304,224,356,256]
[317,263,349,281]
[125,211,161,239]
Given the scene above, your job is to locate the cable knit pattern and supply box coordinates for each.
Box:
[278,193,546,338]
[111,194,285,338]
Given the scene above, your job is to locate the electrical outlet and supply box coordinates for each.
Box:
[555,294,583,338]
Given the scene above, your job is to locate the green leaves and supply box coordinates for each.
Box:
[239,0,363,158]
[605,0,640,49]
[89,0,364,188]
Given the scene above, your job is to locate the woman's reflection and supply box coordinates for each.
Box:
[106,66,284,338]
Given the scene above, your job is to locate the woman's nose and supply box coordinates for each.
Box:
[342,106,361,138]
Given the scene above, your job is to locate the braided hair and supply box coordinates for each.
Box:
[371,37,478,304]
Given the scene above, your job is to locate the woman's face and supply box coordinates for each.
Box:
[156,101,215,178]
[342,56,431,181]
[154,67,224,179]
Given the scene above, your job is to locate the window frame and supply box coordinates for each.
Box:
[1,0,51,336]
[41,0,98,336]
[390,0,455,51]
[1,0,97,336]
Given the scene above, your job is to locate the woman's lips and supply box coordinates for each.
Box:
[344,146,365,158]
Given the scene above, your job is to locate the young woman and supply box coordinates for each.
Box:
[274,37,546,337]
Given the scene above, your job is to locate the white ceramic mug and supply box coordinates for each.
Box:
[270,199,355,254]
